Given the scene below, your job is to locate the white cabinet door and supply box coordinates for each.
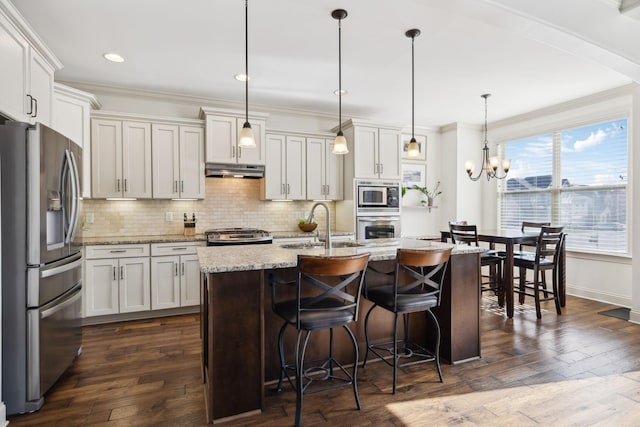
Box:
[306,138,343,201]
[235,117,266,165]
[151,123,180,198]
[205,115,236,163]
[0,12,29,122]
[285,136,306,200]
[28,49,54,126]
[122,121,152,198]
[84,258,120,316]
[325,139,344,200]
[52,84,96,198]
[91,119,123,198]
[264,134,286,199]
[180,254,201,307]
[378,128,401,180]
[119,257,151,313]
[305,137,325,200]
[353,126,379,179]
[179,126,205,199]
[151,255,181,309]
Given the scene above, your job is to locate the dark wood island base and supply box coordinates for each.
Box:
[200,245,481,424]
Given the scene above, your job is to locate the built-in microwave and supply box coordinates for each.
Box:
[356,179,401,214]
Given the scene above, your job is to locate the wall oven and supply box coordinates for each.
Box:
[356,179,400,215]
[357,216,401,241]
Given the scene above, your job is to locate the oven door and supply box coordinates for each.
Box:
[357,216,401,240]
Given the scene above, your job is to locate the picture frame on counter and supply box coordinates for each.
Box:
[402,163,426,188]
[401,134,426,160]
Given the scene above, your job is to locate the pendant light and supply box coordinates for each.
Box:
[238,0,255,148]
[331,9,349,155]
[464,94,511,181]
[405,28,421,159]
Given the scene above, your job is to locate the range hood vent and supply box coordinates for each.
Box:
[205,163,265,179]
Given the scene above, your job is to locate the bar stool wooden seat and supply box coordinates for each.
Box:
[361,247,451,394]
[269,253,369,427]
[513,225,564,318]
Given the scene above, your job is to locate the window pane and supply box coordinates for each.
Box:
[560,188,627,252]
[502,192,552,230]
[504,134,553,189]
[560,120,627,187]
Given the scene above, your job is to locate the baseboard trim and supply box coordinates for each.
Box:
[567,285,631,308]
[82,306,199,326]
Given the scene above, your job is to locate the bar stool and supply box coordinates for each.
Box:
[449,223,504,304]
[361,247,451,394]
[513,225,564,318]
[269,253,369,427]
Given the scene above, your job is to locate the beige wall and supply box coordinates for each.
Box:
[80,178,336,237]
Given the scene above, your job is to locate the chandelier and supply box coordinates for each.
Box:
[465,94,510,181]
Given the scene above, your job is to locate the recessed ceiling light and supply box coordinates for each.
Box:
[103,52,125,63]
[234,74,250,81]
[334,89,348,95]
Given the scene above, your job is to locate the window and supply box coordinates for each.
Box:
[499,118,628,254]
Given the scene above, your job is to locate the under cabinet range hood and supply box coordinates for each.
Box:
[205,163,265,179]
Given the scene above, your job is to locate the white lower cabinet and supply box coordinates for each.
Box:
[84,244,151,317]
[151,242,203,309]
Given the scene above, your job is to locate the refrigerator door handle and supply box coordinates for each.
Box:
[40,256,83,279]
[67,150,80,242]
[39,287,82,319]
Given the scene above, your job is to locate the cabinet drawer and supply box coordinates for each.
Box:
[151,241,204,256]
[85,244,150,259]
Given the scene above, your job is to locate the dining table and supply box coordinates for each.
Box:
[441,229,566,318]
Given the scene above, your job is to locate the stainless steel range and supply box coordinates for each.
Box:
[205,228,272,246]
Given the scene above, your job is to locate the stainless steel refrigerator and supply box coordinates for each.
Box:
[1,121,83,415]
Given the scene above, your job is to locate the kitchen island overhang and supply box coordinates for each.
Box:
[197,239,483,423]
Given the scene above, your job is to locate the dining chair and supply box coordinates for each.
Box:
[361,247,451,394]
[513,225,564,318]
[449,223,504,303]
[269,253,369,427]
[512,221,550,303]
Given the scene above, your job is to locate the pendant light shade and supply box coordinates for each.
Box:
[405,28,421,159]
[331,9,348,155]
[238,0,256,148]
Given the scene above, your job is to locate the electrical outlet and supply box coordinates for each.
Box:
[165,212,173,221]
[86,213,94,224]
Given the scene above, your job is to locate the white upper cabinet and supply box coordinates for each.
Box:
[343,121,401,180]
[262,134,306,200]
[152,124,204,199]
[0,2,61,125]
[200,107,268,165]
[52,83,100,198]
[91,118,152,199]
[306,137,343,200]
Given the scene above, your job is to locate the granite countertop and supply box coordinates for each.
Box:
[197,238,483,273]
[82,234,207,245]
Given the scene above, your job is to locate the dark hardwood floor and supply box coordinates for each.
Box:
[8,295,640,426]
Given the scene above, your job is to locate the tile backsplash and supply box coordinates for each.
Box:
[80,178,336,237]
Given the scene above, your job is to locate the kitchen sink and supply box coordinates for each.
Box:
[328,240,365,248]
[280,240,365,249]
[279,242,326,249]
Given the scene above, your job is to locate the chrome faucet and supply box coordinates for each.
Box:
[307,202,331,250]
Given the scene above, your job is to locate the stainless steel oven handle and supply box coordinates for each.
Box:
[40,288,82,319]
[357,216,401,222]
[40,255,82,278]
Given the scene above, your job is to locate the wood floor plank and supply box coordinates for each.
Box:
[8,296,640,426]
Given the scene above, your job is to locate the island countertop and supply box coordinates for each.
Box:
[197,238,483,273]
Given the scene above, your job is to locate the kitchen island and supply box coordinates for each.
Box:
[197,239,483,423]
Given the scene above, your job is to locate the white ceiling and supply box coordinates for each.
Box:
[10,0,640,128]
